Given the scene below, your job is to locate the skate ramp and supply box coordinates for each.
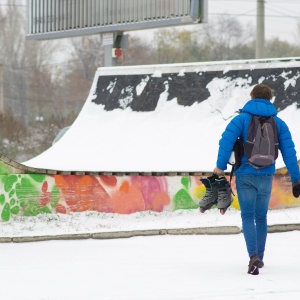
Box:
[23,58,300,173]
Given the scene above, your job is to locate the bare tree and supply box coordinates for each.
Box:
[0,2,59,122]
[70,35,104,81]
[152,28,202,64]
[264,38,300,58]
[198,16,255,61]
[123,35,156,65]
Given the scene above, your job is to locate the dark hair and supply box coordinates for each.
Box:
[250,84,273,100]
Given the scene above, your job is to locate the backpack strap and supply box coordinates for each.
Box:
[229,165,235,185]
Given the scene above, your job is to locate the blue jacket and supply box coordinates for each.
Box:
[216,98,300,183]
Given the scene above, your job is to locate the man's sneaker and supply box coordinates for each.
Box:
[248,254,260,275]
[199,174,219,213]
[257,260,264,268]
[215,177,233,215]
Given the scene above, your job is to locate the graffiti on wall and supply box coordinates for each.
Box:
[0,160,299,222]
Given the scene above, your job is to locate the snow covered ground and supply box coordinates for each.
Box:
[1,207,300,300]
[1,231,300,300]
[1,207,300,238]
[7,58,300,299]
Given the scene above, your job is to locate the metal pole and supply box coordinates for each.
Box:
[102,32,115,67]
[256,0,265,59]
[104,44,114,67]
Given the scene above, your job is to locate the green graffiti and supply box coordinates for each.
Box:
[181,177,190,190]
[9,189,15,198]
[23,200,40,216]
[41,206,51,214]
[0,194,5,205]
[1,202,10,222]
[0,175,50,220]
[28,174,46,183]
[16,177,39,201]
[22,200,52,216]
[173,176,198,210]
[13,176,55,218]
[50,185,60,207]
[15,177,39,218]
[11,206,20,215]
[16,177,40,217]
[4,175,18,193]
[173,189,199,210]
[0,163,10,175]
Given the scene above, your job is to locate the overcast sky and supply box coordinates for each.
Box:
[130,0,300,44]
[208,0,300,43]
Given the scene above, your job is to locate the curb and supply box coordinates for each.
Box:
[267,223,300,233]
[0,224,299,243]
[167,226,241,235]
[92,229,168,239]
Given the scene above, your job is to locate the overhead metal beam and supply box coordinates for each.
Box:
[26,0,208,40]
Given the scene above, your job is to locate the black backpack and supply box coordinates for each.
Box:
[244,115,278,168]
[228,137,244,168]
[228,137,244,185]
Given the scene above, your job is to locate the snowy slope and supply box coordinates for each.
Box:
[23,58,300,172]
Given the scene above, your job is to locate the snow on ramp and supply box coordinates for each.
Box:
[23,58,300,172]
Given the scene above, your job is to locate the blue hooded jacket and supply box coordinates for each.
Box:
[216,98,300,183]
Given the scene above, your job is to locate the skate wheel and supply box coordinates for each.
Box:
[200,207,206,213]
[220,209,226,215]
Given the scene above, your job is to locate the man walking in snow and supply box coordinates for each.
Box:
[213,84,300,275]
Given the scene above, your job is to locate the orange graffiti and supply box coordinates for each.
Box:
[54,175,170,214]
[110,180,145,214]
[39,181,51,206]
[270,176,298,209]
[54,175,112,213]
[55,204,67,214]
[99,175,117,187]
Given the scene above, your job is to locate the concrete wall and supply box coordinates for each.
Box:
[0,158,299,222]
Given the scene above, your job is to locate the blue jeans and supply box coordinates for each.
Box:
[235,174,273,260]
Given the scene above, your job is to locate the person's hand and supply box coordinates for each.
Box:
[213,167,224,176]
[292,180,300,198]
